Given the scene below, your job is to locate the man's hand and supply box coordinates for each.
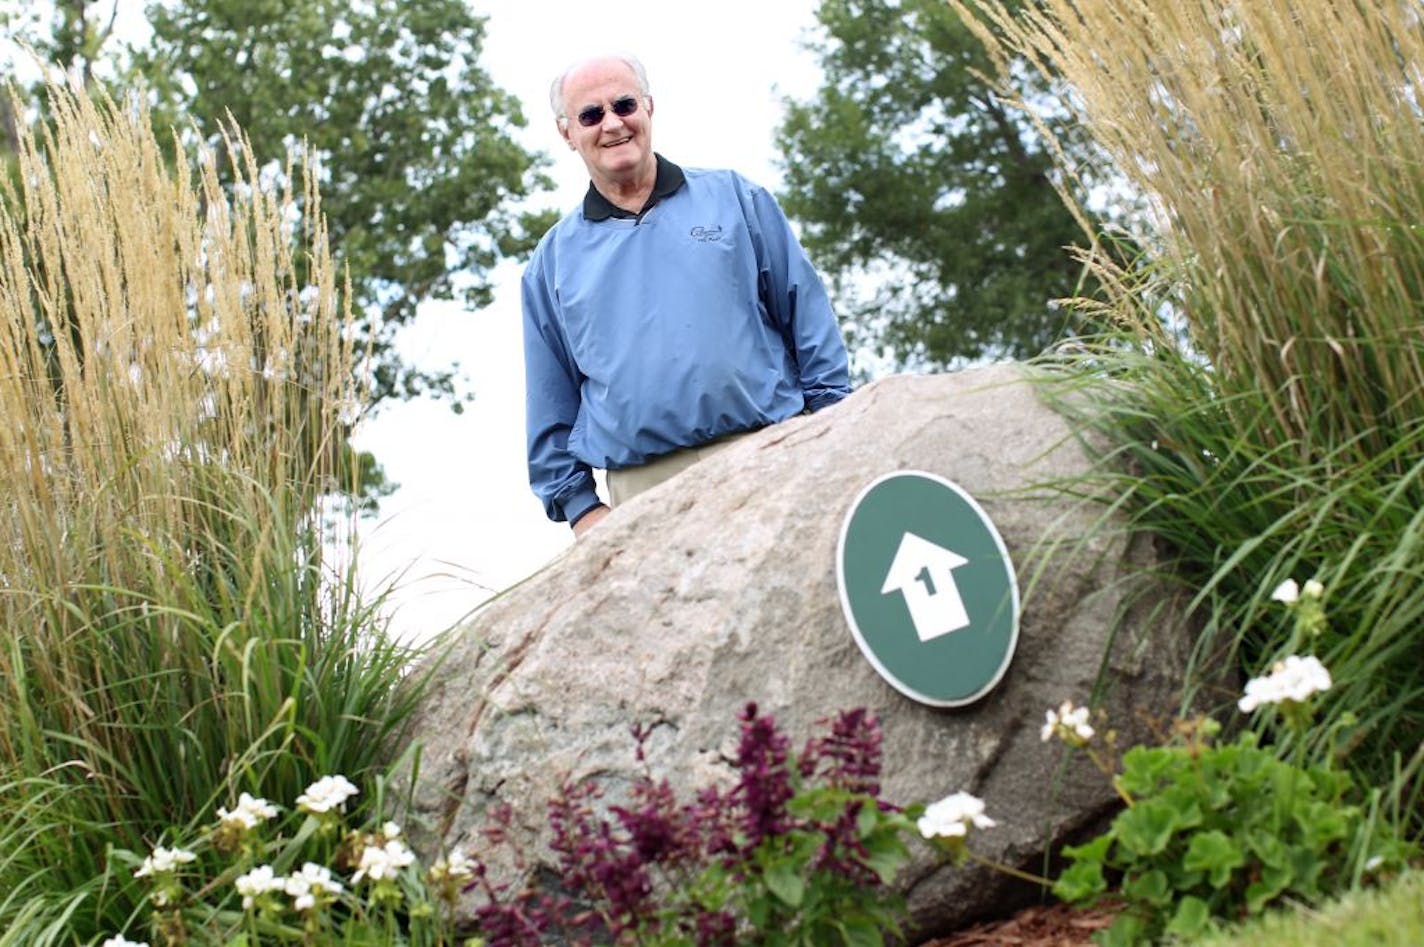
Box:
[572,504,611,537]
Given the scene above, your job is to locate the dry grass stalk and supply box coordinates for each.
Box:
[0,77,364,745]
[954,0,1424,462]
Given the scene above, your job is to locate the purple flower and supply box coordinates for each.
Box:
[801,707,884,796]
[732,702,794,849]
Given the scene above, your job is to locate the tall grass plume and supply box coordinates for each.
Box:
[953,0,1424,830]
[0,77,420,941]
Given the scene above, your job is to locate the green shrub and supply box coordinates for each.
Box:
[1053,731,1409,945]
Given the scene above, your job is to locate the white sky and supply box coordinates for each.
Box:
[351,1,827,640]
[0,0,829,641]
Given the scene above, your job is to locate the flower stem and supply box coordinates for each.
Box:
[967,849,1053,888]
[1108,773,1135,808]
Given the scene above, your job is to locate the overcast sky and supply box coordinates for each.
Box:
[351,1,827,640]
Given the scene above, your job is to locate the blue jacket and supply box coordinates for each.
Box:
[522,159,851,524]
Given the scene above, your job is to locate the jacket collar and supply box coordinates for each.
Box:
[582,154,686,221]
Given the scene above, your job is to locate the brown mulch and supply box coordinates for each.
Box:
[917,901,1121,947]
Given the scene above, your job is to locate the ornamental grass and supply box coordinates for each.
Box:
[0,79,421,943]
[953,0,1424,833]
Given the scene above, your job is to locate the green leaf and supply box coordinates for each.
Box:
[1164,896,1212,939]
[1296,799,1351,848]
[856,801,880,837]
[764,860,806,908]
[1116,746,1175,797]
[1183,830,1246,889]
[1054,859,1108,903]
[1122,868,1171,907]
[1245,864,1292,914]
[1114,800,1179,857]
[864,845,907,885]
[1096,911,1149,947]
[1246,830,1289,869]
[1063,832,1113,864]
[836,915,885,947]
[1286,845,1330,899]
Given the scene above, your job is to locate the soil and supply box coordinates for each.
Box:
[917,901,1120,947]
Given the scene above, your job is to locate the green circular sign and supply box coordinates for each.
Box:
[836,470,1020,706]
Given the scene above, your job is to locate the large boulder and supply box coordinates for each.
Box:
[401,364,1199,938]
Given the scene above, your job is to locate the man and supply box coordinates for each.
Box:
[522,53,851,537]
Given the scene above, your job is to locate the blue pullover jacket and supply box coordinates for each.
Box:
[522,158,851,524]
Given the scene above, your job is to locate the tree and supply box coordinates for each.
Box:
[777,0,1108,370]
[7,0,554,408]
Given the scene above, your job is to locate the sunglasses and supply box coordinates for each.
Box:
[575,95,641,128]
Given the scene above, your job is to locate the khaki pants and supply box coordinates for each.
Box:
[606,431,752,506]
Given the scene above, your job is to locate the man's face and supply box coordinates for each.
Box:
[557,59,654,187]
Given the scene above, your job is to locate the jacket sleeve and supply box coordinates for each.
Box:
[521,252,603,524]
[745,180,852,412]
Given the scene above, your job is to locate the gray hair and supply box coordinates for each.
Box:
[549,53,652,125]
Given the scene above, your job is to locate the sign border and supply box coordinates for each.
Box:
[836,469,1021,707]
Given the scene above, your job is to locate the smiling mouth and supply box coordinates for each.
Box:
[602,136,632,148]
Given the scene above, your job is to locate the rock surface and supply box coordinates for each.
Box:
[401,364,1199,938]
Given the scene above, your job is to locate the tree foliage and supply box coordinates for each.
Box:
[7,0,555,408]
[778,0,1108,370]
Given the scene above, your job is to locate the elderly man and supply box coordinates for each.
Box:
[522,53,851,536]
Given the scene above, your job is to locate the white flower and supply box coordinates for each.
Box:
[1040,700,1096,745]
[430,848,476,884]
[134,846,197,878]
[285,862,343,911]
[352,837,417,884]
[101,937,149,947]
[1302,579,1325,600]
[381,821,402,840]
[295,774,359,815]
[217,792,280,831]
[918,792,996,840]
[1238,655,1332,712]
[1270,579,1300,604]
[235,864,283,909]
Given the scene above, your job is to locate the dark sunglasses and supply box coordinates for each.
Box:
[575,95,640,128]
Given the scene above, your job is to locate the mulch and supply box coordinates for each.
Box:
[918,901,1121,947]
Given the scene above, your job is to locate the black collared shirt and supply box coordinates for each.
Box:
[582,154,687,222]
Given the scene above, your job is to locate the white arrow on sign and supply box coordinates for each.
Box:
[880,531,971,642]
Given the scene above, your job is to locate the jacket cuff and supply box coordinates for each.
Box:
[804,386,851,412]
[562,488,605,526]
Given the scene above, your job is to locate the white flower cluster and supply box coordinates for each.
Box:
[235,864,282,909]
[216,792,280,832]
[285,862,345,911]
[133,846,196,878]
[429,848,477,885]
[1270,577,1324,604]
[101,937,148,947]
[238,862,345,912]
[917,791,996,840]
[1238,654,1332,712]
[1040,700,1095,745]
[351,822,417,884]
[296,774,360,814]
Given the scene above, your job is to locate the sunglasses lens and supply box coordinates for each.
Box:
[574,97,639,127]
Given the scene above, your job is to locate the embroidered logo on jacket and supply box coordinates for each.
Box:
[689,225,724,242]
